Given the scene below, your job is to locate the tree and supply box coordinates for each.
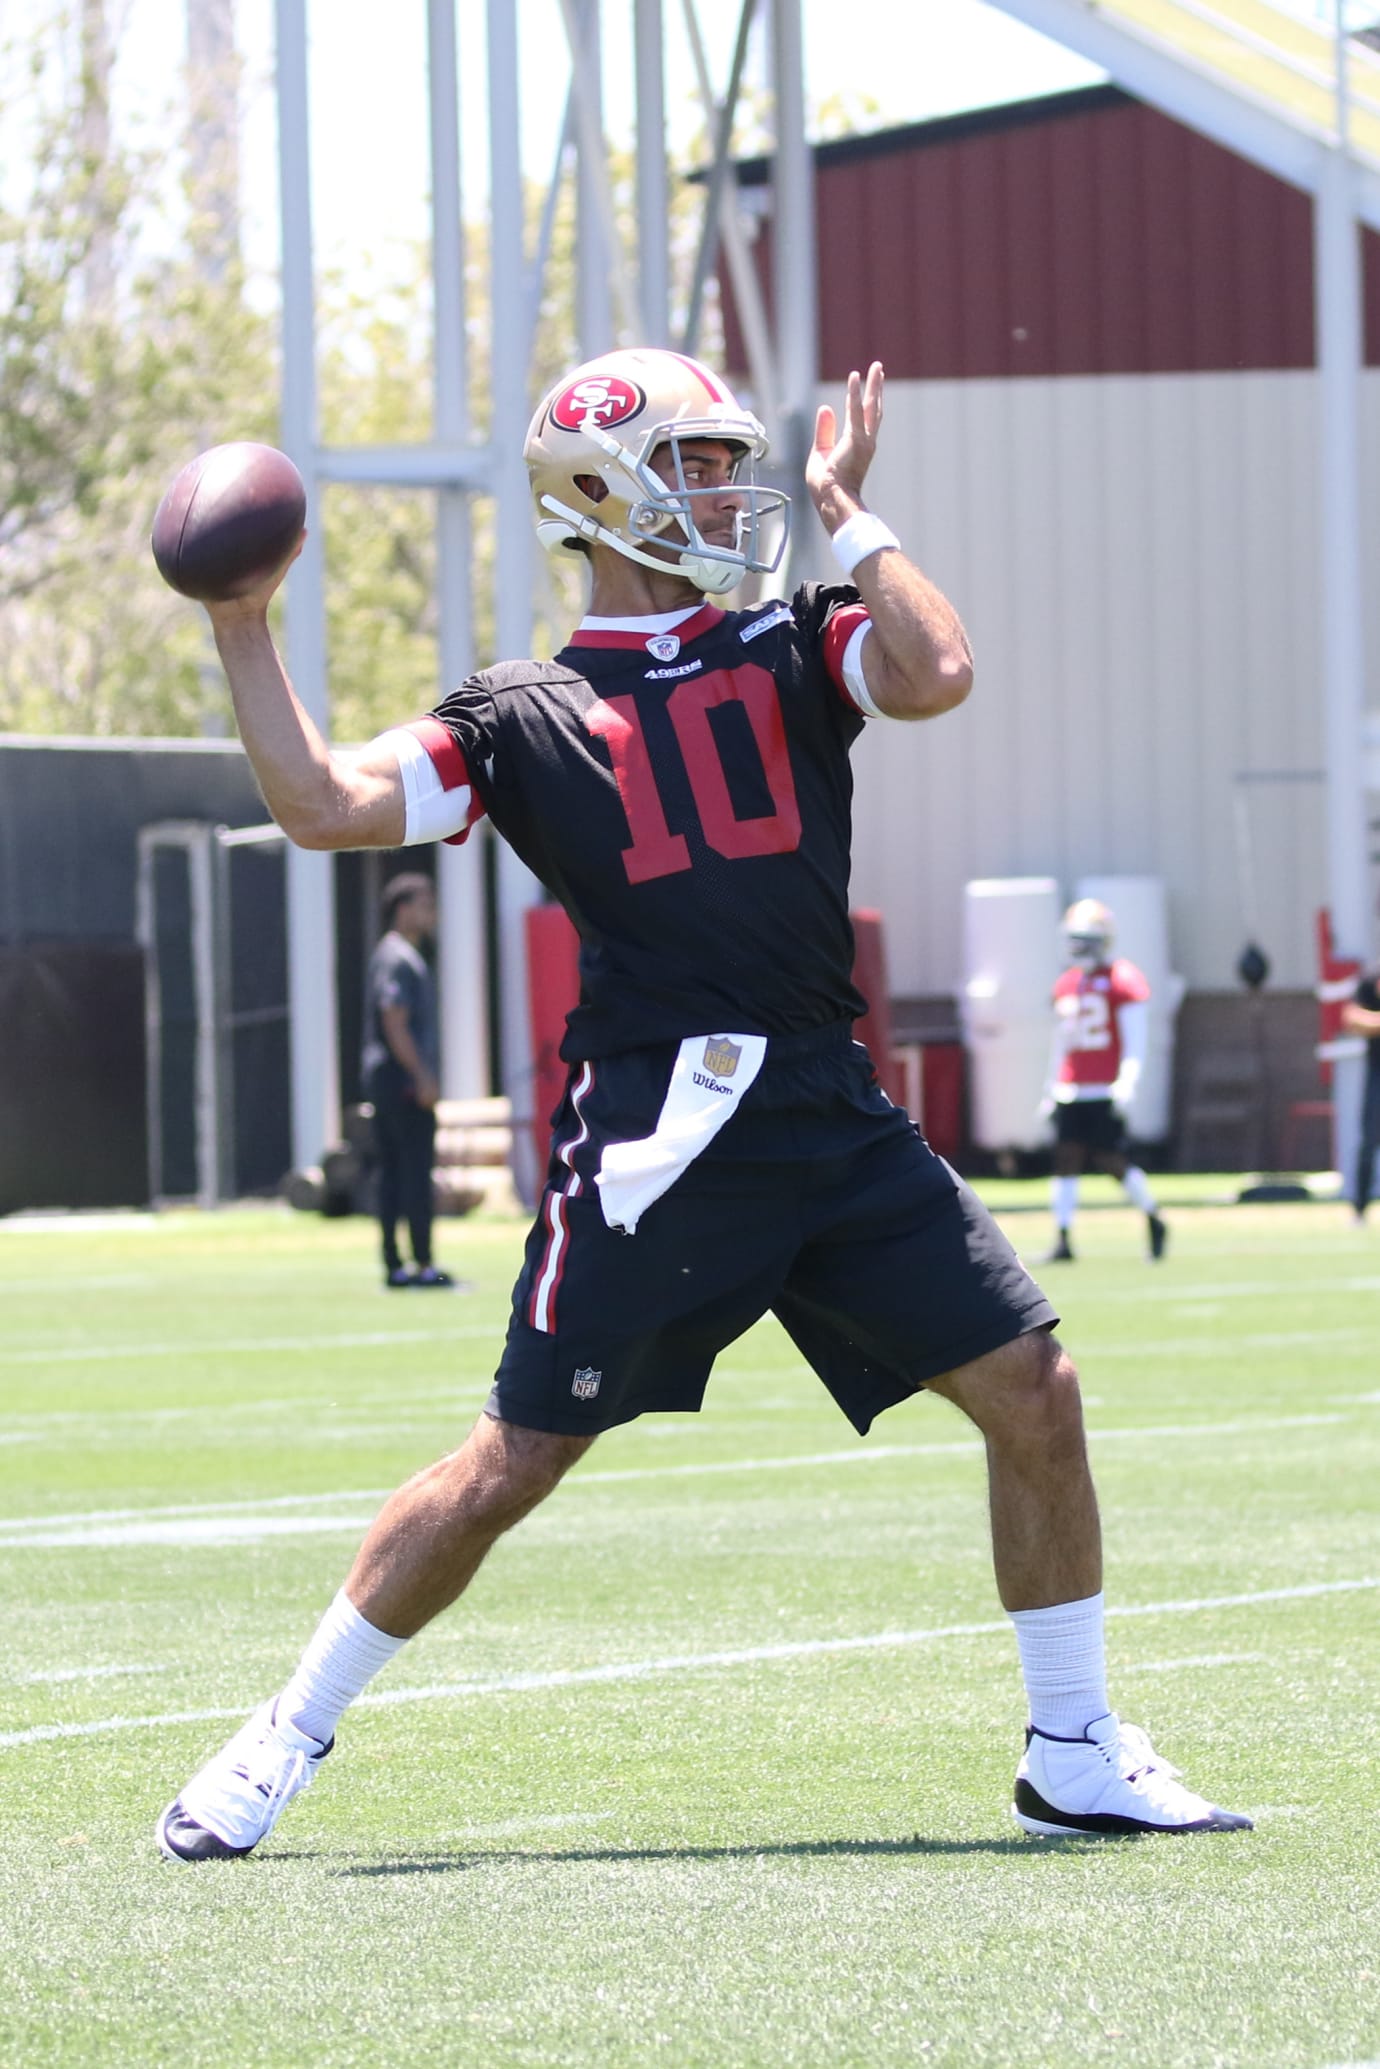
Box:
[0,20,276,734]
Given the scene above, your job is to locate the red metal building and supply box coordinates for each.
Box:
[723,84,1380,382]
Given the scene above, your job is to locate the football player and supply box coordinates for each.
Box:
[1041,899,1168,1263]
[155,350,1247,1860]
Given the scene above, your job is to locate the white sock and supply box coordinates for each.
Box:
[1052,1175,1079,1230]
[1010,1591,1108,1738]
[278,1590,408,1746]
[1121,1165,1156,1214]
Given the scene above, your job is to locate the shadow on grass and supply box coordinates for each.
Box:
[314,1831,1105,1878]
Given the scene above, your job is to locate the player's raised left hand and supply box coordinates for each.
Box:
[806,362,883,532]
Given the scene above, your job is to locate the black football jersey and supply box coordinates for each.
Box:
[424,582,874,1060]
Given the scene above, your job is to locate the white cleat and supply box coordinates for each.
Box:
[155,1702,332,1861]
[1012,1713,1252,1837]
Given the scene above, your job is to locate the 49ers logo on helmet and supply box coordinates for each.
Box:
[549,375,646,433]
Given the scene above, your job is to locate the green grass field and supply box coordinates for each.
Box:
[2,1184,1378,2069]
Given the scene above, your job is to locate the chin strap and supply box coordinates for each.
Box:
[537,497,741,595]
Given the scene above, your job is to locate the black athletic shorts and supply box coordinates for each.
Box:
[1053,1099,1126,1156]
[487,1022,1058,1437]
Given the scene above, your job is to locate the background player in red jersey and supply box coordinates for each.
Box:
[154,350,1247,1861]
[1042,899,1168,1264]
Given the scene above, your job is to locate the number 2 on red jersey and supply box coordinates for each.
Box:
[586,664,802,885]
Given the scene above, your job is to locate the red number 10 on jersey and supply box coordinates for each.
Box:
[586,664,802,885]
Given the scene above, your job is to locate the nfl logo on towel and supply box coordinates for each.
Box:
[571,1367,602,1399]
[702,1037,742,1079]
[646,634,681,661]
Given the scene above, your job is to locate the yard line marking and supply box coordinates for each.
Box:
[1064,1276,1380,1305]
[1121,1653,1266,1674]
[0,1413,1349,1548]
[15,1664,165,1686]
[0,1384,494,1435]
[2,1576,1376,1751]
[0,1489,397,1532]
[0,1326,495,1367]
[0,1213,160,1235]
[0,1515,383,1550]
[0,1274,153,1293]
[574,1441,979,1484]
[1089,1329,1373,1357]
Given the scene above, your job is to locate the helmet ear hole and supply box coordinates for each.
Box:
[573,473,609,505]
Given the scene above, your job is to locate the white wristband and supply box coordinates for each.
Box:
[830,511,899,578]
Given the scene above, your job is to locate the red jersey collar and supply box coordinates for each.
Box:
[566,603,725,651]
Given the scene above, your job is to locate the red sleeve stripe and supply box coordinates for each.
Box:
[821,603,872,707]
[407,716,470,792]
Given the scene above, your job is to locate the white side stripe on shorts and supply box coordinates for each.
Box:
[528,1062,594,1335]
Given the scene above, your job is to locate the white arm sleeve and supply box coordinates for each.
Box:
[375,726,476,845]
[840,620,891,721]
[1117,999,1149,1075]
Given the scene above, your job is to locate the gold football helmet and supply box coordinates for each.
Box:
[1063,898,1115,968]
[523,348,789,595]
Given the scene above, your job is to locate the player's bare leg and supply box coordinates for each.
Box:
[928,1330,1098,1611]
[157,1417,592,1860]
[928,1328,1249,1835]
[342,1415,595,1637]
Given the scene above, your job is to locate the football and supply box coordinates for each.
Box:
[151,442,306,602]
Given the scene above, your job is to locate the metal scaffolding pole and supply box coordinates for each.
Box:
[489,0,542,1198]
[262,0,816,1191]
[770,0,817,587]
[275,0,338,1172]
[634,0,670,343]
[1316,4,1371,1187]
[566,0,616,355]
[427,0,489,1101]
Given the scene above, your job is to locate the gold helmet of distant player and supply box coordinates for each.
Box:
[524,349,789,596]
[1063,899,1115,969]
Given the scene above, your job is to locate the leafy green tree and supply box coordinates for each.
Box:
[0,25,277,734]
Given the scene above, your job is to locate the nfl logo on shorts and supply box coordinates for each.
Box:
[571,1366,602,1400]
[702,1036,741,1079]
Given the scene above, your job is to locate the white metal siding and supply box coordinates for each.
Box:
[833,369,1378,995]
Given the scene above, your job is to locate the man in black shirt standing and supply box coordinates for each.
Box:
[156,350,1249,1861]
[362,873,453,1289]
[1342,967,1380,1219]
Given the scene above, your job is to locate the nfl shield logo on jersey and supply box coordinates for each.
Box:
[571,1367,602,1400]
[646,634,681,661]
[702,1036,742,1079]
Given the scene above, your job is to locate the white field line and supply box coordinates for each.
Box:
[17,1663,165,1686]
[2,1577,1376,1753]
[0,1385,495,1436]
[1065,1276,1380,1304]
[0,1414,1351,1551]
[0,1325,495,1367]
[1087,1328,1374,1357]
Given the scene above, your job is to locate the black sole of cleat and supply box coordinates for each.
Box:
[155,1801,255,1862]
[1013,1778,1252,1836]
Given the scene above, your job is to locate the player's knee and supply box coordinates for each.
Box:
[471,1416,594,1529]
[1009,1332,1086,1455]
[940,1329,1084,1451]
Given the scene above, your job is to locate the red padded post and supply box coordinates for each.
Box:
[849,907,907,1108]
[524,902,581,1176]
